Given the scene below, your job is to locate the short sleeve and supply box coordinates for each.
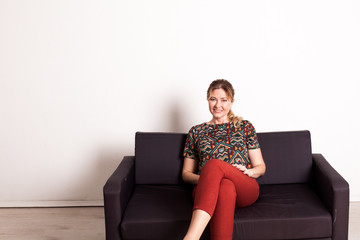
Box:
[244,121,260,149]
[183,127,198,160]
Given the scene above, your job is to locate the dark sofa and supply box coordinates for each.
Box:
[104,130,349,240]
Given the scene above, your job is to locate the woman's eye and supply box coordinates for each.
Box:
[222,99,228,102]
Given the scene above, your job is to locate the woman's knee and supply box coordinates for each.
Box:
[235,182,260,207]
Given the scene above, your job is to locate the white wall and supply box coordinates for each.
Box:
[0,0,359,206]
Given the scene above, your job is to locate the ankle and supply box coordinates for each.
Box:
[183,233,198,240]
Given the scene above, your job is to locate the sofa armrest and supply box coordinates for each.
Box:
[103,156,135,240]
[312,154,349,240]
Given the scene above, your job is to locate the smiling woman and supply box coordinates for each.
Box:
[182,79,266,240]
[207,89,233,124]
[206,79,243,127]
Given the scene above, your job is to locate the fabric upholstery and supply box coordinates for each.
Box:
[313,154,350,240]
[103,156,135,240]
[121,185,194,240]
[256,130,312,184]
[233,184,332,239]
[135,132,187,184]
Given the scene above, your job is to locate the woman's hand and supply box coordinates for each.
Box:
[232,148,266,179]
[232,164,254,177]
[182,157,200,184]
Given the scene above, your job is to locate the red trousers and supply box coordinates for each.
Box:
[193,159,259,240]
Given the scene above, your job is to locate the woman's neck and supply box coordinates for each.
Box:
[209,118,230,125]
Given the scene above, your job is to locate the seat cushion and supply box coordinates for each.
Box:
[121,184,332,240]
[233,184,332,239]
[121,185,196,240]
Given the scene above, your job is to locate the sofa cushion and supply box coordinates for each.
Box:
[233,184,332,239]
[121,185,199,240]
[257,130,313,184]
[121,184,331,240]
[135,132,187,184]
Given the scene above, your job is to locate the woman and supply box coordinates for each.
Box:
[182,79,266,240]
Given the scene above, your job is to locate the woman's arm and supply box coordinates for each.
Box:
[247,148,266,178]
[233,148,266,179]
[182,157,200,184]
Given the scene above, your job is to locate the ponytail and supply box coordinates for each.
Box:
[228,110,243,128]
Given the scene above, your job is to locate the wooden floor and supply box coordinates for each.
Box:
[0,207,104,240]
[0,202,359,240]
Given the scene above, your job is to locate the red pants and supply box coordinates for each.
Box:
[193,159,259,240]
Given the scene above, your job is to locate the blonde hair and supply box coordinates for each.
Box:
[207,79,243,128]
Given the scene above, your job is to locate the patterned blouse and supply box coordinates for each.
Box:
[183,120,260,174]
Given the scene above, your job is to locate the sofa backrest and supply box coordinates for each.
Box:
[256,130,312,184]
[135,132,187,184]
[135,130,312,185]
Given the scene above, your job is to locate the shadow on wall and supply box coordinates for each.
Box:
[67,147,132,204]
[167,99,191,134]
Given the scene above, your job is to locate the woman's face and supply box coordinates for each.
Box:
[208,88,233,122]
